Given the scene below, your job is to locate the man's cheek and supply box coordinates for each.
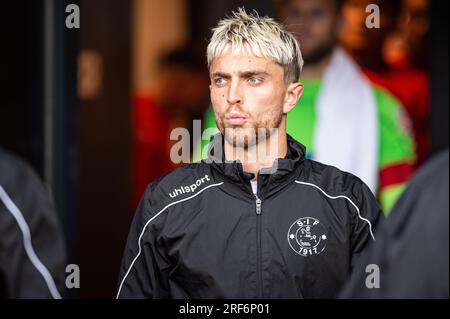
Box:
[213,111,225,131]
[210,92,224,109]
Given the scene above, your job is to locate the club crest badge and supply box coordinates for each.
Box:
[288,217,327,256]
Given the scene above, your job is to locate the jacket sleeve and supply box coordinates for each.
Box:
[0,156,66,299]
[350,181,384,272]
[116,184,171,299]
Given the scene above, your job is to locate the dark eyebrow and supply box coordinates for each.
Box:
[211,70,270,79]
[211,72,231,79]
[238,70,270,78]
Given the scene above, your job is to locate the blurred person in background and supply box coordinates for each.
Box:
[0,148,66,298]
[132,47,209,207]
[383,0,430,71]
[340,0,430,165]
[200,0,415,214]
[340,149,449,298]
[277,0,416,214]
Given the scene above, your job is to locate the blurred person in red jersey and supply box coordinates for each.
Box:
[132,48,209,207]
[383,0,430,71]
[340,0,430,165]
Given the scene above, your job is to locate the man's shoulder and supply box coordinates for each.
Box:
[299,159,381,224]
[0,148,43,193]
[140,162,219,208]
[300,159,367,199]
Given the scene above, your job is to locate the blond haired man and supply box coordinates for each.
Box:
[117,8,383,299]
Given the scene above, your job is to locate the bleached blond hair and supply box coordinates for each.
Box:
[207,7,304,83]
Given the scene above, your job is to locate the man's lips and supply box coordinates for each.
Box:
[226,113,247,126]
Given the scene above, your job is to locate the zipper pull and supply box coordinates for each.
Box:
[255,196,262,215]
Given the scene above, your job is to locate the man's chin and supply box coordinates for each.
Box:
[224,132,255,149]
[224,127,276,149]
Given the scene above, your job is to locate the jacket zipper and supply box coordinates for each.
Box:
[255,193,263,298]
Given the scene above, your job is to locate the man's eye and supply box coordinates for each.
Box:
[248,77,262,84]
[214,78,226,85]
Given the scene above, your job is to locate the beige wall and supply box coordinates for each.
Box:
[132,0,188,92]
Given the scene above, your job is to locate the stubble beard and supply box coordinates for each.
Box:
[219,109,283,150]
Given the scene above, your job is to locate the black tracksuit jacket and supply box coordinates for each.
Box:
[0,148,66,298]
[117,134,383,299]
[340,150,448,299]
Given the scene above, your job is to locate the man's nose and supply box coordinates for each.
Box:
[227,80,243,105]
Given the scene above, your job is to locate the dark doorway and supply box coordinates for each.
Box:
[78,0,132,298]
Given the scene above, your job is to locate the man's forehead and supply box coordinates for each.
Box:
[210,52,277,73]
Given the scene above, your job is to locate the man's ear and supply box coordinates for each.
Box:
[283,82,303,114]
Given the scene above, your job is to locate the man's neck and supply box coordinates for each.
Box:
[301,52,333,80]
[224,128,288,180]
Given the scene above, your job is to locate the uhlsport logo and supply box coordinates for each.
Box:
[288,217,327,256]
[168,174,211,199]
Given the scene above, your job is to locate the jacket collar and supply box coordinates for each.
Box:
[205,133,306,199]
